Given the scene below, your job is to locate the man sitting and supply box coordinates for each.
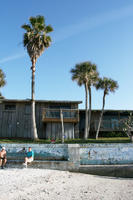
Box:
[0,147,7,169]
[23,147,34,167]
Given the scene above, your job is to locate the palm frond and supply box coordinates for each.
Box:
[0,69,6,88]
[21,15,53,62]
[29,16,37,28]
[70,61,99,87]
[23,33,29,47]
[21,24,31,32]
[43,35,52,47]
[37,24,45,32]
[95,77,118,95]
[36,15,45,24]
[45,25,53,33]
[0,92,5,99]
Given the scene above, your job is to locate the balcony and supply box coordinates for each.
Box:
[42,108,79,123]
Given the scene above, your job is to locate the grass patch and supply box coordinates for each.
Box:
[0,138,51,144]
[64,137,130,143]
[0,137,131,144]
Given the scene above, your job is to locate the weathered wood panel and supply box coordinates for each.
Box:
[0,101,80,139]
[0,111,16,138]
[46,123,51,139]
[0,104,3,137]
[64,123,74,139]
[45,122,74,140]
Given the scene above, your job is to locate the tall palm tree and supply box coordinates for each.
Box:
[0,69,6,99]
[70,61,99,139]
[95,77,118,139]
[21,15,53,140]
[87,71,99,136]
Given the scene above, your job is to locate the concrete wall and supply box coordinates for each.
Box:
[0,143,80,171]
[80,143,133,165]
[1,143,133,166]
[0,144,69,161]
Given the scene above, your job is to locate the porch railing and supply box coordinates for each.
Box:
[42,108,79,123]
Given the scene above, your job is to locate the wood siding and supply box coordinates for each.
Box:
[79,110,131,135]
[0,101,79,139]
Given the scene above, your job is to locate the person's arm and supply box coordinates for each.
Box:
[31,151,34,159]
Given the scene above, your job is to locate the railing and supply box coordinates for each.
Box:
[93,120,122,131]
[42,108,79,123]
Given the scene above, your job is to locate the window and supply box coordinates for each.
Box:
[25,104,31,114]
[49,105,71,109]
[5,104,16,111]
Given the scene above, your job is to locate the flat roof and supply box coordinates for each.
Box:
[79,109,133,112]
[0,99,82,104]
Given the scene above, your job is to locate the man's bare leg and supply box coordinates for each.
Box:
[0,159,2,167]
[2,158,7,166]
[23,157,28,167]
[1,158,6,169]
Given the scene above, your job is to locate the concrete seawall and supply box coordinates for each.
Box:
[80,143,133,165]
[1,143,133,177]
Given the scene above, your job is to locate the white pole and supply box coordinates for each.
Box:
[60,109,64,143]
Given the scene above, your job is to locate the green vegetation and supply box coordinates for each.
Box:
[70,62,119,141]
[95,77,119,139]
[71,61,99,139]
[64,137,130,143]
[99,131,127,137]
[0,137,130,144]
[0,68,6,99]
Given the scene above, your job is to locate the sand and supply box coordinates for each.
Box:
[0,168,133,200]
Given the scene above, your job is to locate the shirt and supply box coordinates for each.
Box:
[27,150,34,158]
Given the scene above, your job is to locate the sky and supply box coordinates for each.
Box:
[0,0,133,110]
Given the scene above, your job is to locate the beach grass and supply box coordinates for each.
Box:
[0,137,130,144]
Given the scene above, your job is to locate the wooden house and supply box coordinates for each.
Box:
[0,99,131,139]
[0,99,81,139]
[79,109,132,137]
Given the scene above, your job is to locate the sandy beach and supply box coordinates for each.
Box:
[0,168,133,200]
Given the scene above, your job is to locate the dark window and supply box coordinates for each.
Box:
[49,105,71,109]
[103,115,118,120]
[25,104,31,114]
[5,104,16,111]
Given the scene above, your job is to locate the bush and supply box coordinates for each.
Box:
[98,131,127,138]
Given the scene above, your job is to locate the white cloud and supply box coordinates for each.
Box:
[53,4,133,43]
[1,4,133,64]
[0,53,26,64]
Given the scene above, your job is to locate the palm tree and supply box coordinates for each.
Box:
[87,70,99,136]
[21,15,53,140]
[95,77,118,139]
[70,61,99,139]
[0,69,6,99]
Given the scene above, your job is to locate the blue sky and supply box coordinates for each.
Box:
[0,0,133,110]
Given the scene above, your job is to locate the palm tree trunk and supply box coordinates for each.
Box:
[84,83,88,140]
[96,92,106,139]
[31,59,38,140]
[88,86,91,138]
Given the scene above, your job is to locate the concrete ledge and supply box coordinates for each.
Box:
[6,160,78,171]
[79,164,133,178]
[6,161,133,178]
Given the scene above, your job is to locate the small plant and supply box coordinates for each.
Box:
[120,113,133,142]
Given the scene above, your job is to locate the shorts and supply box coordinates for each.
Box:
[0,157,5,160]
[27,157,33,163]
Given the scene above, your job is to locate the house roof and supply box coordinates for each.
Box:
[79,109,133,113]
[0,99,82,104]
